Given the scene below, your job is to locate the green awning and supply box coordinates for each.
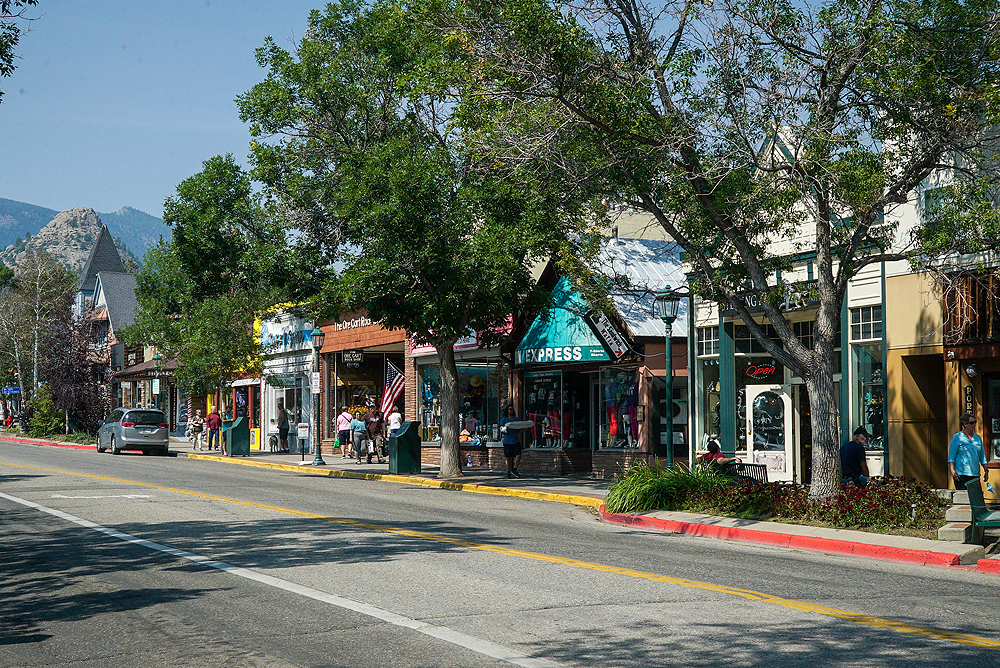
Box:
[515,277,611,365]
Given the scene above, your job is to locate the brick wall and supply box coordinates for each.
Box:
[592,450,651,479]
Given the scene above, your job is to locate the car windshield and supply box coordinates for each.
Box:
[125,411,165,426]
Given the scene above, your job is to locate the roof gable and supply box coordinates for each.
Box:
[93,271,138,334]
[78,225,125,293]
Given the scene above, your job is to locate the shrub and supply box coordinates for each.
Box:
[605,461,735,514]
[24,386,64,438]
[604,462,947,532]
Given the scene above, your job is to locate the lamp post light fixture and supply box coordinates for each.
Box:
[151,352,162,411]
[654,288,681,468]
[310,326,327,466]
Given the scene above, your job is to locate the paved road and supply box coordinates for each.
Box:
[2,444,999,667]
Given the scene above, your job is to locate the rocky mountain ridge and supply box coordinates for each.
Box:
[0,199,169,270]
[0,207,130,272]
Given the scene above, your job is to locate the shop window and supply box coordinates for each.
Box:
[697,359,720,449]
[734,324,782,354]
[696,327,719,357]
[850,305,883,342]
[598,367,640,449]
[852,343,884,451]
[793,321,813,349]
[418,362,505,441]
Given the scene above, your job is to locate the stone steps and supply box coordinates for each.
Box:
[946,505,972,522]
[939,522,972,542]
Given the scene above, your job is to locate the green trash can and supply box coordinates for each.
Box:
[389,421,421,474]
[225,416,251,456]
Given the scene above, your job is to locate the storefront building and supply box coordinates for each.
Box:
[261,310,319,454]
[690,259,898,484]
[511,239,688,477]
[317,310,406,451]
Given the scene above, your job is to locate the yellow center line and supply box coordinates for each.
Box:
[6,461,999,649]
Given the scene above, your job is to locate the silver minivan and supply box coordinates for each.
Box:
[97,408,170,455]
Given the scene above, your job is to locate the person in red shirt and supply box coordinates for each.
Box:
[206,405,222,452]
[697,440,741,466]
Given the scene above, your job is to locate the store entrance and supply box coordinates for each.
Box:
[985,374,1000,461]
[745,385,794,482]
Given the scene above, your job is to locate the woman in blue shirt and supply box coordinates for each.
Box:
[948,413,988,489]
[351,412,369,465]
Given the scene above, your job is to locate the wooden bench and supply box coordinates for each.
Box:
[965,479,1000,543]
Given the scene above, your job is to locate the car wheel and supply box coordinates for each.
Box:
[111,435,121,455]
[96,437,105,453]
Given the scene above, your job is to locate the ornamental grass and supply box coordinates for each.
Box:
[604,461,947,533]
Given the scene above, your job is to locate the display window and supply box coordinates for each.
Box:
[598,367,640,449]
[522,370,589,448]
[852,342,884,451]
[697,359,720,449]
[418,362,506,441]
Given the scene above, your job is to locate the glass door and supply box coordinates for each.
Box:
[986,375,1000,460]
[745,385,794,481]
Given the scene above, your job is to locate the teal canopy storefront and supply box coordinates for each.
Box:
[515,278,613,366]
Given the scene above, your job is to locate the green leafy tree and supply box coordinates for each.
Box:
[0,0,37,104]
[237,0,584,476]
[126,157,284,397]
[23,384,61,437]
[448,0,1000,497]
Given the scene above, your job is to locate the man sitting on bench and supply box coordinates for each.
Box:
[698,440,741,467]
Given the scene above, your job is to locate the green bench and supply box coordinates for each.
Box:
[965,479,1000,543]
[716,461,769,485]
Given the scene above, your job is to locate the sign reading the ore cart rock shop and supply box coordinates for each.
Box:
[342,350,363,368]
[584,310,630,361]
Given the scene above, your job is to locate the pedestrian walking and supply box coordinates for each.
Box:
[189,409,206,451]
[499,405,523,478]
[366,409,385,463]
[351,411,368,464]
[949,413,988,490]
[387,405,403,438]
[277,400,290,453]
[206,405,222,452]
[337,406,353,458]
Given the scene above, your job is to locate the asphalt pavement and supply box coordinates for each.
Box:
[5,431,998,575]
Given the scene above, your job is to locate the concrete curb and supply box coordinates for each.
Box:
[599,508,987,569]
[187,453,606,511]
[1,434,94,450]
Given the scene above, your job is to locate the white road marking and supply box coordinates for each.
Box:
[51,494,154,499]
[0,491,566,668]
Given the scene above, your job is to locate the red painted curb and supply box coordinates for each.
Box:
[600,506,961,567]
[0,435,93,450]
[977,559,1000,574]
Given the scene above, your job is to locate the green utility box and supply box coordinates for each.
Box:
[226,416,251,456]
[389,421,421,474]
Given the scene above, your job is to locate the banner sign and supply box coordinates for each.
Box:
[584,310,630,361]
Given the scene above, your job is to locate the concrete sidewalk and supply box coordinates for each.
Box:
[5,431,998,574]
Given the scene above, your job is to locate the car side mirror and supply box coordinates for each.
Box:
[97,420,104,427]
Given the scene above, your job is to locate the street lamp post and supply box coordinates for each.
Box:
[151,352,162,411]
[655,288,681,468]
[310,327,327,466]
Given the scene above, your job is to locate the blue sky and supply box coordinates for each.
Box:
[0,1,323,218]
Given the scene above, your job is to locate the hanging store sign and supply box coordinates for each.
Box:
[584,310,630,361]
[965,384,975,414]
[342,350,364,368]
[722,280,819,316]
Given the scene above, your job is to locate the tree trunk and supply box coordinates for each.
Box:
[805,310,842,499]
[436,337,463,477]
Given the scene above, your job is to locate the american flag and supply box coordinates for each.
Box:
[380,361,405,414]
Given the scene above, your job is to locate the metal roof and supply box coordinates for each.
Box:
[592,237,688,339]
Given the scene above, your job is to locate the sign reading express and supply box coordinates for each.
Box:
[516,346,609,365]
